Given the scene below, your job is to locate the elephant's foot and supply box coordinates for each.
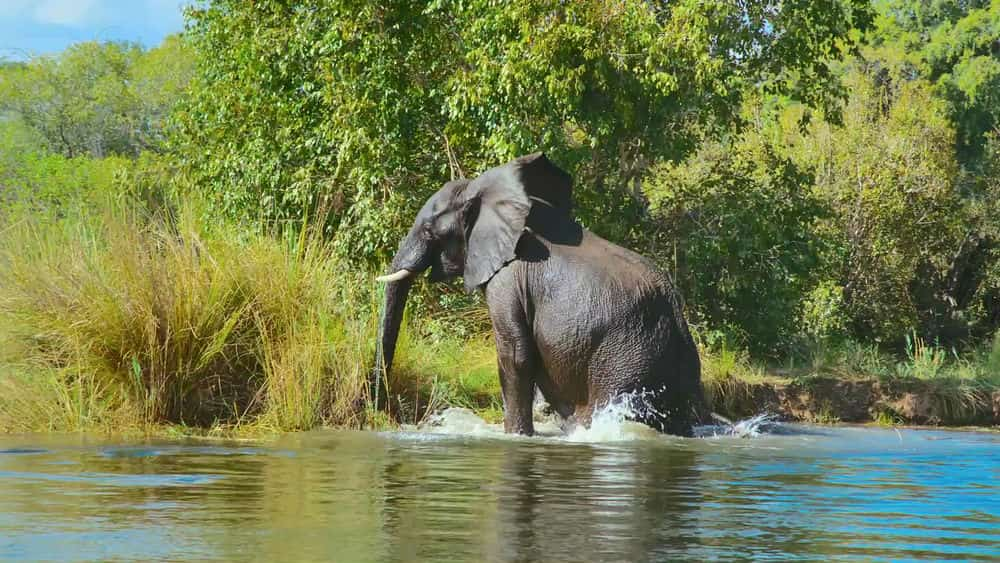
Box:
[572,405,594,429]
[503,417,534,436]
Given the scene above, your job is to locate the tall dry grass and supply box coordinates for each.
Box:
[0,201,379,433]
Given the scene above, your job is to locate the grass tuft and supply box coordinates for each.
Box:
[0,200,377,433]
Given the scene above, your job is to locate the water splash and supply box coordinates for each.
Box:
[414,390,654,442]
[563,393,663,443]
[417,408,502,437]
[694,412,781,438]
[414,394,782,442]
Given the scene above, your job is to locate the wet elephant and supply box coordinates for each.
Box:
[375,153,704,436]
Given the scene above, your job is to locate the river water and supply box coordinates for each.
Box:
[0,409,997,562]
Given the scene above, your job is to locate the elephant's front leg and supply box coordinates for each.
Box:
[486,271,539,435]
[497,337,535,436]
[495,332,537,435]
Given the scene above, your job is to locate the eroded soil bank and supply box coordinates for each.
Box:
[705,376,999,427]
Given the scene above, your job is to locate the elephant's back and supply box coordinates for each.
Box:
[525,229,698,385]
[535,229,678,300]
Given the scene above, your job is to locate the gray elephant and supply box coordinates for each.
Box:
[375,153,703,436]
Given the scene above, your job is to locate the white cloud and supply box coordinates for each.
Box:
[33,0,100,27]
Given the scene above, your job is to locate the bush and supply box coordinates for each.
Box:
[0,184,512,433]
[645,132,825,355]
[987,331,1000,381]
[800,281,849,343]
[0,120,127,218]
[781,69,986,345]
[0,38,192,158]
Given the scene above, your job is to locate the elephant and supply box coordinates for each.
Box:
[375,152,704,436]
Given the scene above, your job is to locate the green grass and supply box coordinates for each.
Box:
[390,327,502,425]
[696,331,999,425]
[700,342,780,417]
[0,191,508,435]
[872,407,903,427]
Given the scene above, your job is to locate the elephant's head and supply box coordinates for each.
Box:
[374,152,572,377]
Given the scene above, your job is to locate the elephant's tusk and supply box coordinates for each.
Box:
[375,269,412,283]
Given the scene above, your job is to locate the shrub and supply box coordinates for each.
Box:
[781,69,987,345]
[645,132,825,355]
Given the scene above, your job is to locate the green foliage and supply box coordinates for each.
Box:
[173,1,453,260]
[0,195,379,431]
[868,1,1000,159]
[0,120,127,217]
[898,332,948,379]
[646,131,825,354]
[0,187,505,434]
[986,331,1000,380]
[873,407,903,426]
[0,37,193,158]
[801,281,850,342]
[175,0,871,264]
[961,133,1000,334]
[389,333,501,425]
[780,68,984,343]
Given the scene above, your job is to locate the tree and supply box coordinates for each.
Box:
[781,69,982,343]
[0,37,193,159]
[644,131,825,355]
[867,0,1000,160]
[175,0,871,263]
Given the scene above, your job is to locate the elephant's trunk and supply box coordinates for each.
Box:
[372,228,431,405]
[375,276,414,384]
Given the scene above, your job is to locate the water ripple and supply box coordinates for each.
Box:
[0,421,997,562]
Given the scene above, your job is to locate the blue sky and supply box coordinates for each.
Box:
[0,0,188,60]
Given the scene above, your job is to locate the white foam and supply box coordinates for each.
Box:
[417,407,502,437]
[694,412,781,438]
[563,394,662,443]
[412,394,780,443]
[414,392,661,443]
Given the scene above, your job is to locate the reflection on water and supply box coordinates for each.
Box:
[0,422,997,562]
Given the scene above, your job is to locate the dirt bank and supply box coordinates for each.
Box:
[705,375,999,427]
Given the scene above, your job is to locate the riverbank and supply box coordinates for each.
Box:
[703,373,999,427]
[3,341,997,436]
[0,199,996,436]
[388,336,1000,430]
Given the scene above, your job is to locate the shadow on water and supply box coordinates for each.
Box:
[0,422,998,562]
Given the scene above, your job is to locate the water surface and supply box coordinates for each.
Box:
[0,415,997,562]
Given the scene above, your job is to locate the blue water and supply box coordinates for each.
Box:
[0,424,997,561]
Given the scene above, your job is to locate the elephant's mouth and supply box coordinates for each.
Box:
[428,241,465,282]
[428,258,447,282]
[428,255,462,282]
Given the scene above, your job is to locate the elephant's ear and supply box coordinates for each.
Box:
[462,152,571,291]
[517,152,573,215]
